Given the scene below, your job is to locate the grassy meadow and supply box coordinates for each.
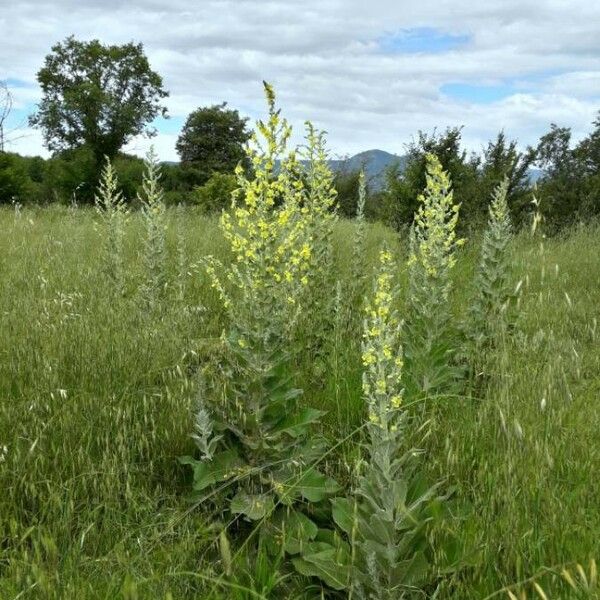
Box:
[1,204,599,599]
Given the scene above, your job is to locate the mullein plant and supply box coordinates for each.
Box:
[94,157,128,295]
[294,122,338,370]
[350,170,368,306]
[181,83,338,525]
[404,154,464,399]
[293,247,443,597]
[139,147,167,306]
[466,178,514,361]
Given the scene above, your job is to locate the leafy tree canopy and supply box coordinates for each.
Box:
[176,102,250,186]
[29,36,168,168]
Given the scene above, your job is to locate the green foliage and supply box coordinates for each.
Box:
[193,171,238,213]
[333,167,362,217]
[29,35,168,173]
[378,128,535,233]
[379,128,478,232]
[532,114,600,231]
[176,102,251,187]
[478,132,534,228]
[0,152,31,203]
[112,153,146,201]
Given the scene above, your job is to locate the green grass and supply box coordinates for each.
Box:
[1,206,599,598]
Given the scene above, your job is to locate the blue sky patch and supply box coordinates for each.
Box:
[4,77,34,89]
[378,27,469,54]
[440,82,516,103]
[152,115,184,135]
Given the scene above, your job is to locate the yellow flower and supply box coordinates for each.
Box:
[362,351,376,366]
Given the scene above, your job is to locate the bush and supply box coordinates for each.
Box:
[0,152,32,204]
[192,171,237,212]
[43,146,98,204]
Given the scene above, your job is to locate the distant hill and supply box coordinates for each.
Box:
[328,149,406,191]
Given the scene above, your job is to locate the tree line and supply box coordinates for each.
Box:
[0,35,598,233]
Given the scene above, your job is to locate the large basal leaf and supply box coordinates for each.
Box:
[331,497,356,536]
[267,508,319,555]
[269,407,326,438]
[230,491,274,521]
[178,450,244,493]
[295,468,339,502]
[292,541,353,591]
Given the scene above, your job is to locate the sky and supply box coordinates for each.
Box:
[1,0,599,162]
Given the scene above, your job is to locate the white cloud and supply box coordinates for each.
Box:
[1,0,599,161]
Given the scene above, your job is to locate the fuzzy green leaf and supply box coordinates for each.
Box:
[230,491,274,521]
[292,540,353,591]
[296,468,339,502]
[179,450,244,493]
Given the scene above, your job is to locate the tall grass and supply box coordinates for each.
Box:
[0,211,599,598]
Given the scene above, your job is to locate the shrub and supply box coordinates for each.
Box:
[193,171,238,213]
[0,152,31,204]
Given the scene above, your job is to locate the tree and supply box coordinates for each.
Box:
[176,103,250,186]
[29,36,168,172]
[574,112,600,218]
[379,127,480,231]
[479,131,535,227]
[332,166,362,218]
[532,124,581,230]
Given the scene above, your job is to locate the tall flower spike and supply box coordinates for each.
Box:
[405,153,464,397]
[139,146,167,305]
[409,153,463,295]
[467,177,513,354]
[94,157,127,293]
[362,245,404,441]
[206,82,315,348]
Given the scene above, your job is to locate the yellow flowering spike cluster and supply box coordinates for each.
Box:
[302,123,337,221]
[297,123,338,291]
[405,153,464,397]
[205,83,332,347]
[361,246,404,436]
[408,153,464,297]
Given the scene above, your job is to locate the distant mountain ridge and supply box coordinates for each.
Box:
[328,149,406,190]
